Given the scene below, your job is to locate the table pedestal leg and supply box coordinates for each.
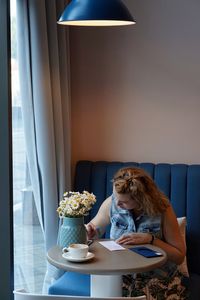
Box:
[91,274,122,297]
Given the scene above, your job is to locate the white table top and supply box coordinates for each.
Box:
[47,240,167,275]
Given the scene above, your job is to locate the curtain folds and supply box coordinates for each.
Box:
[16,0,71,291]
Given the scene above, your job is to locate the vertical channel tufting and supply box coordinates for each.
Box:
[89,161,107,220]
[154,164,171,199]
[170,164,187,217]
[123,162,139,168]
[187,165,200,274]
[74,160,92,192]
[106,162,124,197]
[139,163,155,178]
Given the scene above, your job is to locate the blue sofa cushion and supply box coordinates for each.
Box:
[48,272,90,296]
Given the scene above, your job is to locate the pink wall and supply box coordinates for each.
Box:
[70,0,200,168]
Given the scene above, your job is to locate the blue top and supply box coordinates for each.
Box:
[110,193,178,278]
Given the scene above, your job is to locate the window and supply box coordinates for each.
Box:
[11,0,46,293]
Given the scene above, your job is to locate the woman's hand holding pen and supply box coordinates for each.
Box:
[85,222,98,239]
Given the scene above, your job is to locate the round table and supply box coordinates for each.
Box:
[47,240,167,297]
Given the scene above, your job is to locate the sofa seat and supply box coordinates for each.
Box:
[48,272,90,296]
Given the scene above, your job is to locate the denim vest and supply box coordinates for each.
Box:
[110,194,163,240]
[110,193,178,277]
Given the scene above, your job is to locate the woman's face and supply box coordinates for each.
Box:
[113,189,139,210]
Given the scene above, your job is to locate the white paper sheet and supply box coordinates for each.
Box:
[98,240,126,251]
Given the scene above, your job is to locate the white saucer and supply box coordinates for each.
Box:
[62,252,95,262]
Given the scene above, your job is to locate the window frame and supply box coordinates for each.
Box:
[0,0,14,299]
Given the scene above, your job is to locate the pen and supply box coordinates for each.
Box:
[87,239,94,246]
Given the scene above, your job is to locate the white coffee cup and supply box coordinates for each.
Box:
[62,243,89,259]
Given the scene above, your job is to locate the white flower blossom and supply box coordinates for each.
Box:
[57,191,96,217]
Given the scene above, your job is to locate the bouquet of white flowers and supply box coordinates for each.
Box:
[57,191,96,218]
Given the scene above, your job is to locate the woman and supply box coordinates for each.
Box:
[86,167,188,299]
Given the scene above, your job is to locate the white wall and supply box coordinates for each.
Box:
[70,0,200,167]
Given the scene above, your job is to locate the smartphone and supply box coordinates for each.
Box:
[129,246,163,258]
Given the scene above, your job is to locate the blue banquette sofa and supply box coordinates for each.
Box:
[49,160,200,299]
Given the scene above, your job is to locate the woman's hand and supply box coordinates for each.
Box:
[85,197,111,240]
[85,222,98,239]
[116,232,152,245]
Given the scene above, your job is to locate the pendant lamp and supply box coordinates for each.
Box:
[57,0,136,26]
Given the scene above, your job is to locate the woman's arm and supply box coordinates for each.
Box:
[152,205,186,265]
[116,205,186,265]
[86,196,112,239]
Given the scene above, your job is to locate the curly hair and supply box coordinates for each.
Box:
[113,167,169,216]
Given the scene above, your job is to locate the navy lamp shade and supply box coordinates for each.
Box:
[57,0,136,26]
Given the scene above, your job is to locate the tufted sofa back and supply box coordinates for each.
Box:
[74,160,200,276]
